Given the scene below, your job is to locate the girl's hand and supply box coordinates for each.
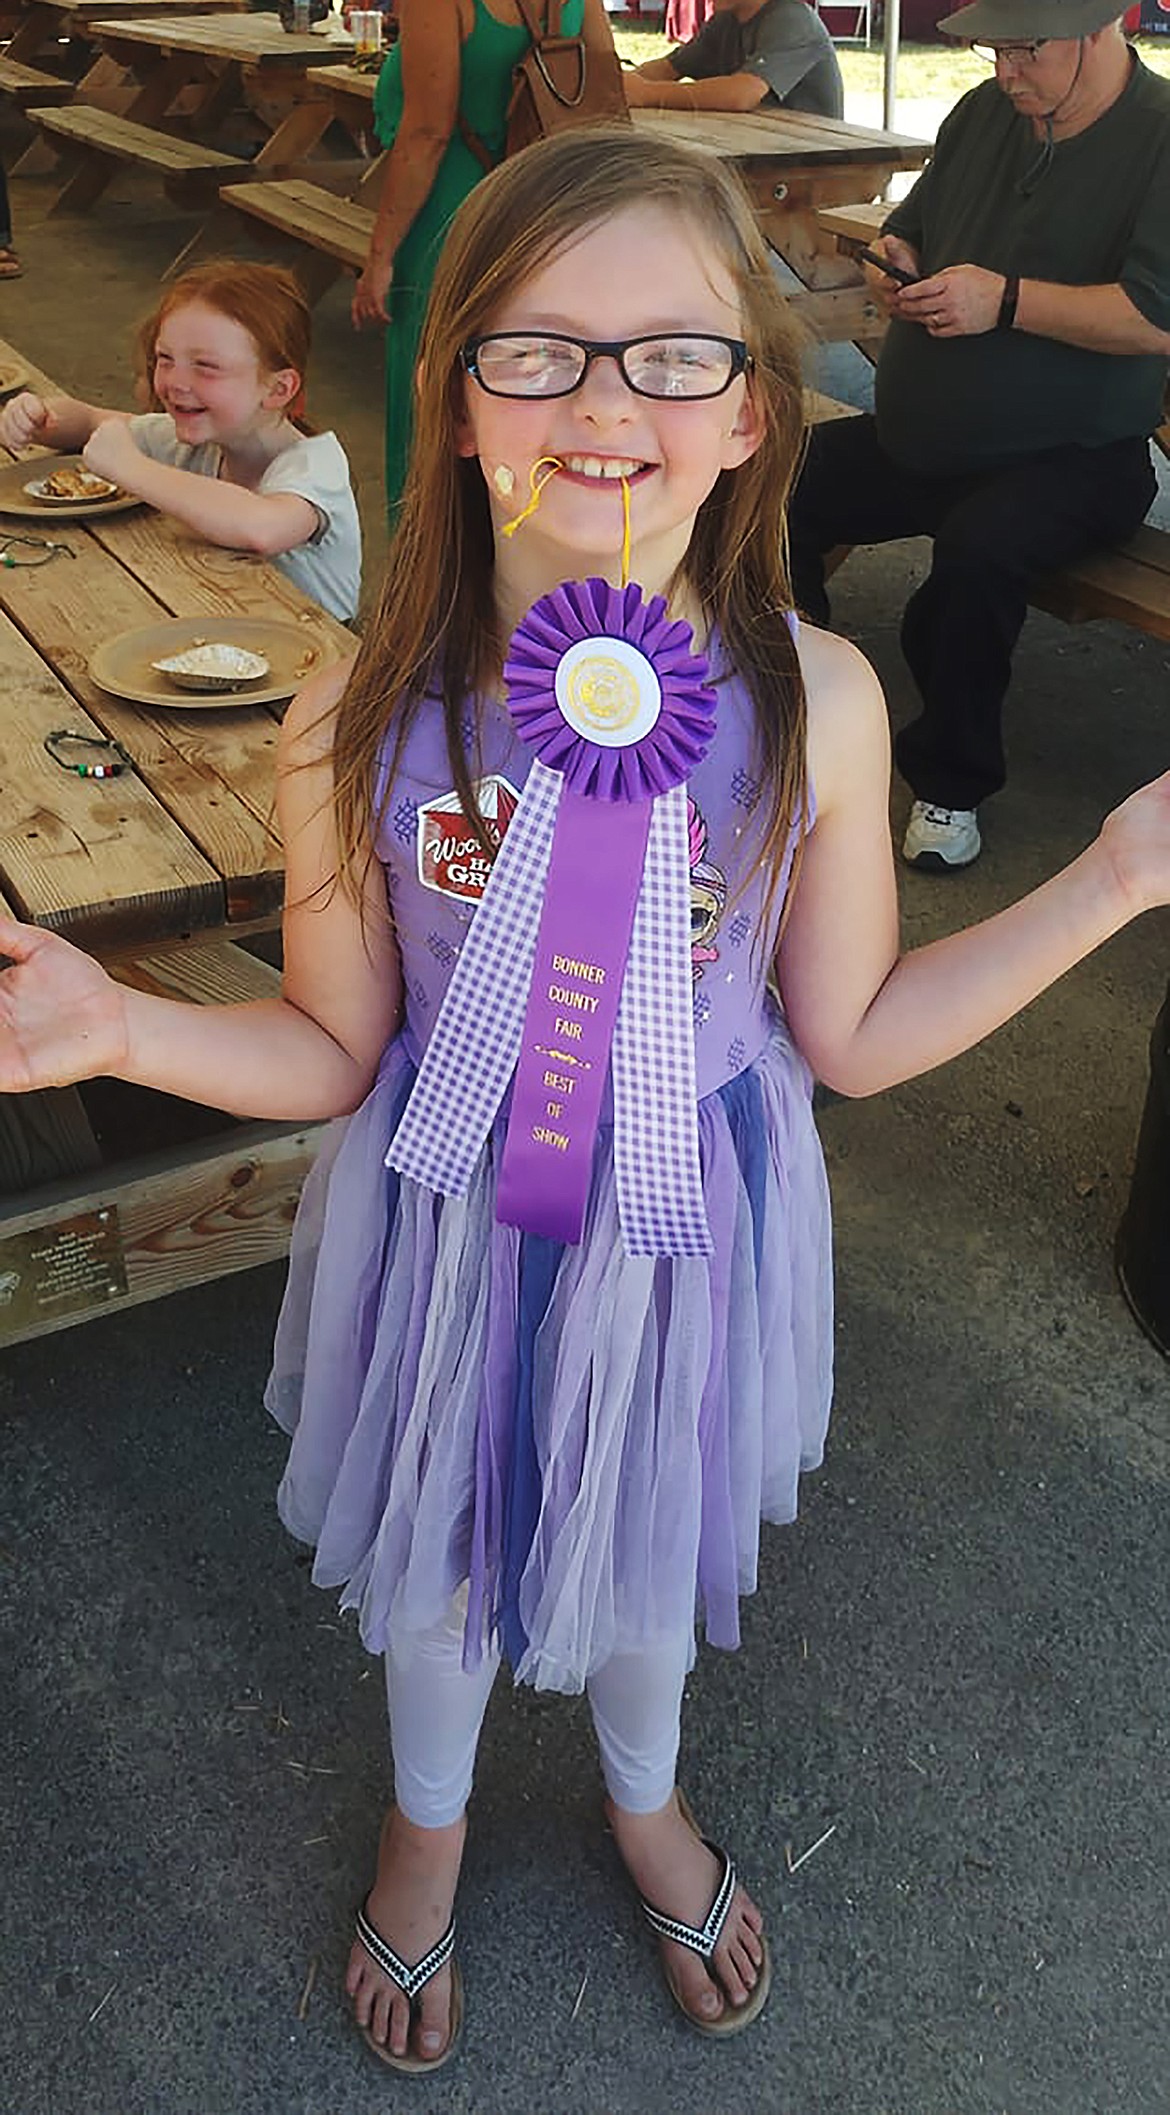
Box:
[0,390,50,449]
[1096,770,1170,919]
[0,918,128,1092]
[82,420,142,486]
[352,257,393,330]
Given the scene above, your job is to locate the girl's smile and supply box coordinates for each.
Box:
[152,300,295,455]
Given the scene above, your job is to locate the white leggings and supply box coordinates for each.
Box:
[386,1600,692,1828]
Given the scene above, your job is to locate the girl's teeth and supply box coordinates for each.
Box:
[565,456,643,480]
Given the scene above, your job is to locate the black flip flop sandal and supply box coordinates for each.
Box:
[638,1791,773,2039]
[353,1900,464,2074]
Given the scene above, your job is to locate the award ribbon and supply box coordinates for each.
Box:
[387,577,716,1257]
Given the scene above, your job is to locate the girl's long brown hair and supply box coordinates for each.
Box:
[335,126,810,944]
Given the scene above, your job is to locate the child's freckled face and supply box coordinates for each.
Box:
[152,302,283,444]
[457,205,761,571]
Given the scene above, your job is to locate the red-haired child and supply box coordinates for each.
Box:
[0,260,360,620]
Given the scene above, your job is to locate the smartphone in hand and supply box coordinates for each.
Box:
[857,246,919,287]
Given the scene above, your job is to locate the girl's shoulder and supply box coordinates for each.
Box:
[796,621,888,820]
[265,428,353,487]
[279,654,357,771]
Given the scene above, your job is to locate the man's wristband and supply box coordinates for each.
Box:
[997,274,1020,332]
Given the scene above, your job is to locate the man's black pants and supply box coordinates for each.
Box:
[787,415,1156,811]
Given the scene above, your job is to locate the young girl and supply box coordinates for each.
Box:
[0,131,1166,2075]
[0,260,360,622]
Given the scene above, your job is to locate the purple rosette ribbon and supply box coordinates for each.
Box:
[387,577,716,1258]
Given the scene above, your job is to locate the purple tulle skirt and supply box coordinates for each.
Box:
[266,1003,833,1695]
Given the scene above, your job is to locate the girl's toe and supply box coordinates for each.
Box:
[670,1951,724,2022]
[416,1971,451,2059]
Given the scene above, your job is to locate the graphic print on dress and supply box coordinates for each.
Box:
[415,775,522,902]
[688,794,728,981]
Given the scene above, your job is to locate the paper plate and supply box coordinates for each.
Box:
[0,454,142,519]
[90,615,334,709]
[0,357,29,397]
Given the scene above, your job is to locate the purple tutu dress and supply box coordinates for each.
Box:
[266,653,833,1694]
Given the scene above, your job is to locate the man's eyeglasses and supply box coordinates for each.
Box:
[971,38,1049,62]
[461,332,751,402]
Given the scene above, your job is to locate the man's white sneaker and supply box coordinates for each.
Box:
[901,801,981,871]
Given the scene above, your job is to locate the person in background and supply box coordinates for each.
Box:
[0,261,361,622]
[352,0,622,513]
[665,0,715,36]
[623,0,844,118]
[787,0,1170,871]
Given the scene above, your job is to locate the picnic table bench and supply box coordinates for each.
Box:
[24,9,353,217]
[813,201,1170,646]
[219,83,930,321]
[0,332,355,1346]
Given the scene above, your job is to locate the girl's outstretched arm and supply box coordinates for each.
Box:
[0,662,401,1119]
[0,390,124,452]
[776,625,1170,1098]
[79,420,320,557]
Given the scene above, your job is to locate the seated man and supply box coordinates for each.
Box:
[787,0,1170,869]
[624,0,844,119]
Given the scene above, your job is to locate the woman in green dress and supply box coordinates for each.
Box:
[352,0,621,513]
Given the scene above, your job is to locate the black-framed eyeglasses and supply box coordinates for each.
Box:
[461,332,752,402]
[971,38,1049,62]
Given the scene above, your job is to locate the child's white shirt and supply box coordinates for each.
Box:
[128,414,361,623]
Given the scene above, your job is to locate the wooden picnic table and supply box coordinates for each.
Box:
[3,0,244,70]
[243,78,928,341]
[28,10,354,213]
[634,107,929,339]
[0,331,354,1344]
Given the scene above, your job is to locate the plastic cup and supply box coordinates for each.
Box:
[350,8,382,54]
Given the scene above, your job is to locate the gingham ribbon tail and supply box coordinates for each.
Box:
[387,579,716,1259]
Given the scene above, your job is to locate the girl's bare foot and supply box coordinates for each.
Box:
[606,1792,766,2028]
[345,1806,466,2064]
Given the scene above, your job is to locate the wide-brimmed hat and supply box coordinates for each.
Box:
[937,0,1124,39]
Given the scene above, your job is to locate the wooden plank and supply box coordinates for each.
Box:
[815,200,888,246]
[31,101,247,171]
[86,508,354,657]
[0,602,224,944]
[87,12,349,62]
[222,176,373,270]
[0,535,284,934]
[0,58,74,103]
[633,107,929,167]
[784,284,886,345]
[109,937,280,1004]
[0,1115,323,1344]
[1031,535,1170,642]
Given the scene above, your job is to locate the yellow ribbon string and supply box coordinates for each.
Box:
[499,458,632,586]
[500,456,562,539]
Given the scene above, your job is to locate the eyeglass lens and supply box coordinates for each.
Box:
[971,39,1045,61]
[468,334,742,400]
